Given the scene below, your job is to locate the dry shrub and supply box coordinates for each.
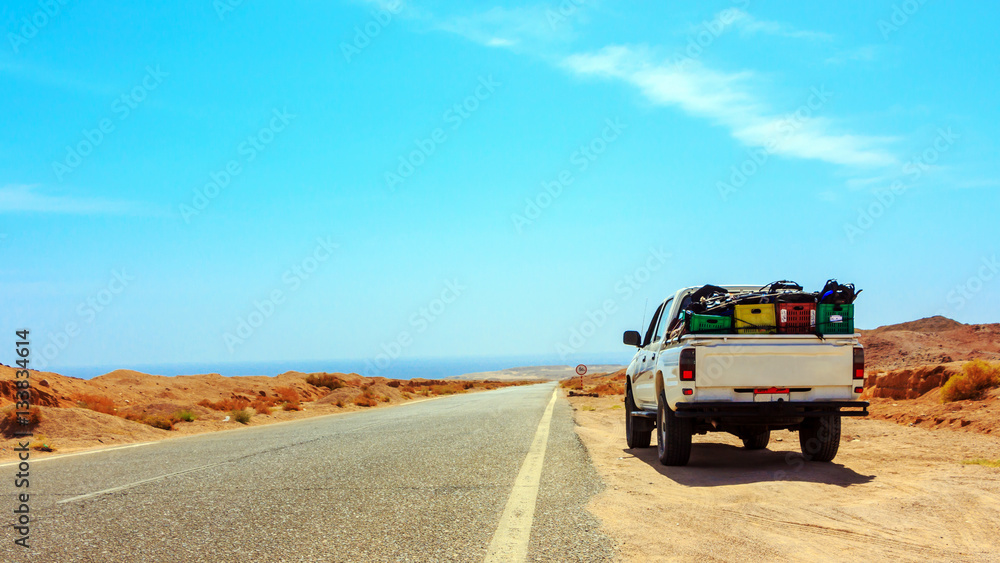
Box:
[175,409,196,422]
[335,399,344,408]
[282,401,301,411]
[463,382,474,390]
[380,396,390,402]
[592,381,625,397]
[354,396,377,407]
[306,373,347,390]
[74,393,116,415]
[253,401,272,415]
[146,416,175,431]
[198,397,250,411]
[942,360,1000,402]
[5,406,43,426]
[120,411,144,422]
[400,385,416,394]
[387,380,402,388]
[276,386,300,403]
[31,435,55,452]
[231,409,253,424]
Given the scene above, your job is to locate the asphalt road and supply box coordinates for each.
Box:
[2,383,615,562]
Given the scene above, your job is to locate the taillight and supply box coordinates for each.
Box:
[682,389,693,396]
[680,348,696,381]
[853,347,865,380]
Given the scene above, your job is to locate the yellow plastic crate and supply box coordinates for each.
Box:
[734,304,777,334]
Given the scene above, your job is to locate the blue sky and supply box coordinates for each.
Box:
[2,0,998,375]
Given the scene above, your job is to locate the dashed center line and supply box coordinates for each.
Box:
[484,387,558,563]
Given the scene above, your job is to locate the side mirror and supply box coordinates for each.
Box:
[623,330,641,347]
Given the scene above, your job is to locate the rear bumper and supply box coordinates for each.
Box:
[673,400,868,419]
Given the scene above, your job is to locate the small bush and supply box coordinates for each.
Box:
[120,411,144,422]
[175,410,196,422]
[580,405,596,411]
[306,374,345,390]
[387,380,402,388]
[335,399,344,408]
[31,435,55,452]
[253,402,272,415]
[74,393,116,415]
[353,396,377,407]
[231,409,253,424]
[199,397,250,411]
[276,386,301,410]
[942,360,1000,402]
[146,416,175,430]
[6,406,43,426]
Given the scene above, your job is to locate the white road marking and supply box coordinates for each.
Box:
[0,441,155,468]
[484,387,558,563]
[57,460,231,504]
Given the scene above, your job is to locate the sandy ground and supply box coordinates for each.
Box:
[567,393,1000,563]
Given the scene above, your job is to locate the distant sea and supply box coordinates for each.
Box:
[53,354,630,380]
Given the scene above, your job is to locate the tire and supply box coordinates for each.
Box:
[799,415,841,462]
[741,430,770,450]
[656,391,692,466]
[625,385,652,449]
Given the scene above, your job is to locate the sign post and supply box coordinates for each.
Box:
[575,364,587,390]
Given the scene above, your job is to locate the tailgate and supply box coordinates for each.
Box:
[694,336,856,389]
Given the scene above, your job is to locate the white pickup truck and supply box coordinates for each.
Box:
[623,285,868,466]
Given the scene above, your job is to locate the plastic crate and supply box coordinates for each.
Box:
[778,303,816,334]
[735,304,777,334]
[686,313,732,334]
[817,303,854,334]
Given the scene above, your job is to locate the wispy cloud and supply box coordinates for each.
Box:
[435,4,585,51]
[726,8,834,40]
[0,184,157,215]
[563,45,897,168]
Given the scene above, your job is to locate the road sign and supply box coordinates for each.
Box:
[575,364,587,376]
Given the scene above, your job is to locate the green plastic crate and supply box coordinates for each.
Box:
[686,313,732,334]
[817,303,854,334]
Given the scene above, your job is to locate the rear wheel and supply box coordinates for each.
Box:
[741,430,770,450]
[799,415,841,462]
[625,385,652,449]
[656,391,692,466]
